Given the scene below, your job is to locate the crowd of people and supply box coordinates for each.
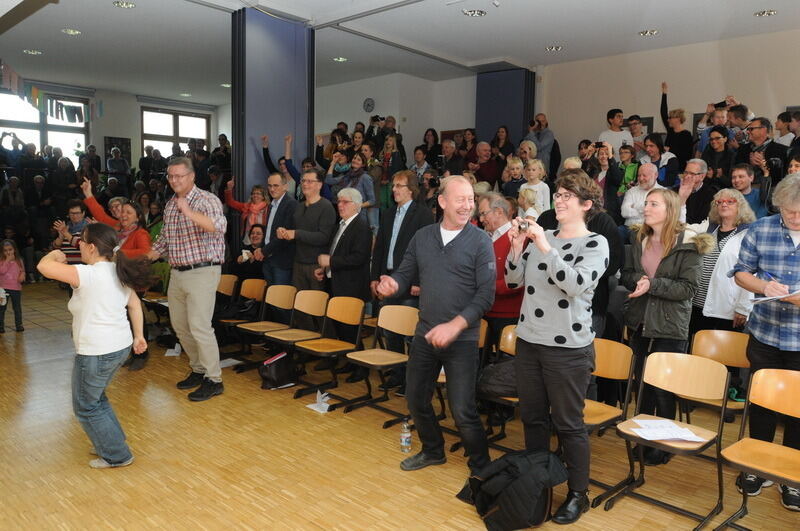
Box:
[3,85,800,524]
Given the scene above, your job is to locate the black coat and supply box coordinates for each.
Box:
[371,199,434,288]
[329,215,372,301]
[736,140,788,188]
[261,194,298,270]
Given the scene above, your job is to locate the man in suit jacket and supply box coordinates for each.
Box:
[369,170,434,391]
[735,117,788,190]
[254,172,297,288]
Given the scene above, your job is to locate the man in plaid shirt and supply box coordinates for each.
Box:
[732,173,800,509]
[149,157,227,402]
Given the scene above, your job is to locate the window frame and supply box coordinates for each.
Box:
[140,106,211,153]
[0,93,89,156]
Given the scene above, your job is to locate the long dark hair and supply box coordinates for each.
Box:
[122,201,146,228]
[81,224,155,291]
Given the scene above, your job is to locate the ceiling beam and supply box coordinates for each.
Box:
[0,0,58,36]
[314,0,425,30]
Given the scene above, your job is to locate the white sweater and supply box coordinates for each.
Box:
[703,229,753,320]
[621,183,687,227]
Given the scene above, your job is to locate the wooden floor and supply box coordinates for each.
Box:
[1,283,797,530]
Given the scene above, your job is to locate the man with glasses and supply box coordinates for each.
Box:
[626,114,647,160]
[253,172,297,291]
[147,157,227,402]
[735,117,788,189]
[678,159,721,224]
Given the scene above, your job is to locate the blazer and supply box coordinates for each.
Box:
[261,193,298,270]
[329,215,373,301]
[371,199,435,286]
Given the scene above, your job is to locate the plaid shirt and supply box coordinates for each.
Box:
[152,185,227,267]
[731,213,800,351]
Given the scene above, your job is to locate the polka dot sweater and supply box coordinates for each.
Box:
[505,230,609,348]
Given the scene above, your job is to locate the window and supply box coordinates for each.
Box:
[141,107,210,158]
[0,93,89,168]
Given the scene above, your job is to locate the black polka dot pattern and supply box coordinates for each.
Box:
[591,271,598,280]
[586,240,599,248]
[558,299,569,309]
[564,253,574,262]
[562,243,572,250]
[520,314,525,322]
[575,256,584,264]
[604,257,609,268]
[508,283,518,289]
[538,263,547,270]
[527,285,535,295]
[576,274,584,285]
[535,308,544,318]
[509,262,517,270]
[572,323,582,332]
[556,270,566,281]
[554,335,567,344]
[522,252,530,260]
[547,278,555,285]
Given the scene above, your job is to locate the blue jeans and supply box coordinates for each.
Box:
[406,337,489,472]
[72,347,132,465]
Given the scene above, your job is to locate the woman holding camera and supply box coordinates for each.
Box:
[505,169,609,524]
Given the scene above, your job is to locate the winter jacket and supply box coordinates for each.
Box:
[621,227,713,340]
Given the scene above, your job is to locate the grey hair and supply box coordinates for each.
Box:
[443,139,456,148]
[167,156,194,172]
[111,146,121,154]
[687,158,708,175]
[772,173,800,209]
[480,192,511,219]
[477,141,491,149]
[639,163,658,177]
[338,187,363,212]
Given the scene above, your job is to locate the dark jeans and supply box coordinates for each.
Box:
[747,336,800,449]
[0,289,22,328]
[515,339,595,491]
[406,336,489,473]
[630,330,688,420]
[688,305,736,339]
[263,262,293,323]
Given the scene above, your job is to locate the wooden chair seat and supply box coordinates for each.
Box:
[347,349,408,368]
[584,399,623,428]
[437,372,446,385]
[296,338,356,354]
[363,316,378,328]
[616,414,717,453]
[219,318,248,324]
[264,328,322,343]
[721,438,800,485]
[237,321,290,333]
[677,395,745,410]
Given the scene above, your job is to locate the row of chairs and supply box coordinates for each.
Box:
[202,275,799,529]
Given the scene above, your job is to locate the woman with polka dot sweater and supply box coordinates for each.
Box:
[505,169,609,525]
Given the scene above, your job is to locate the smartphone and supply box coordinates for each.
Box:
[594,142,604,149]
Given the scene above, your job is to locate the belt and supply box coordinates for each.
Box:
[172,261,222,272]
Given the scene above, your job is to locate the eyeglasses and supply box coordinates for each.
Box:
[300,178,319,184]
[167,172,192,180]
[478,210,492,218]
[553,192,576,201]
[684,171,705,177]
[708,136,725,141]
[715,199,737,206]
[392,183,408,188]
[745,126,766,132]
[266,184,282,188]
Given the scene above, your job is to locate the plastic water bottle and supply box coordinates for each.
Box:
[400,421,412,453]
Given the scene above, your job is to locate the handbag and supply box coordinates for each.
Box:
[258,351,296,389]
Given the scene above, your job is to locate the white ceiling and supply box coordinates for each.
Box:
[1,0,799,105]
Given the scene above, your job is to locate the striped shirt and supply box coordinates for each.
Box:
[152,185,227,267]
[693,227,737,308]
[731,214,800,351]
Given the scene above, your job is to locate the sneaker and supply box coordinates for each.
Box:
[781,485,800,511]
[176,371,205,390]
[188,378,224,401]
[89,456,134,469]
[736,473,774,496]
[400,452,446,471]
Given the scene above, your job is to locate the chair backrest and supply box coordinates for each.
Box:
[644,352,728,401]
[293,290,329,318]
[265,285,297,311]
[749,369,800,419]
[377,305,419,337]
[498,325,517,356]
[478,319,489,349]
[327,296,365,326]
[691,329,750,369]
[238,278,267,301]
[593,338,634,380]
[217,274,237,296]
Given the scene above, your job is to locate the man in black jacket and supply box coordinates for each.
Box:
[254,172,297,289]
[736,117,788,188]
[440,139,464,176]
[370,170,434,390]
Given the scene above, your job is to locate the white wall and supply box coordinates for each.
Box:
[541,28,800,161]
[217,103,232,139]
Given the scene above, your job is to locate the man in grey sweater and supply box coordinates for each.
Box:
[378,175,495,484]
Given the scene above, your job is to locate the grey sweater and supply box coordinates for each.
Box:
[392,223,496,342]
[506,230,609,348]
[292,198,337,264]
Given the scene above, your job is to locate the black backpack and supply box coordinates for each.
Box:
[258,351,296,390]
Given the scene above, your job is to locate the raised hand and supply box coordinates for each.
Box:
[261,135,269,148]
[80,176,93,197]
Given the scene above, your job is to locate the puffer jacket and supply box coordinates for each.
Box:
[621,227,713,340]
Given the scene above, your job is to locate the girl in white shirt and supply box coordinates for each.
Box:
[37,223,152,469]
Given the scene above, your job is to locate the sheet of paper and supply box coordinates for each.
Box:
[635,419,678,429]
[164,343,181,357]
[631,427,706,443]
[219,358,243,368]
[306,390,330,413]
[753,289,800,304]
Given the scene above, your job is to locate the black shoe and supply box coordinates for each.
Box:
[188,378,224,401]
[455,479,475,505]
[395,385,406,397]
[122,355,134,367]
[176,371,205,390]
[780,484,800,511]
[643,448,673,466]
[128,353,149,371]
[736,473,774,496]
[400,452,446,471]
[552,489,589,525]
[16,325,24,332]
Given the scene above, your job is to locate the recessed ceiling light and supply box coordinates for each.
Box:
[112,1,136,8]
[220,83,231,88]
[754,9,777,17]
[61,28,82,36]
[545,45,563,52]
[332,56,348,62]
[23,49,43,55]
[179,93,192,97]
[462,9,487,17]
[638,29,659,37]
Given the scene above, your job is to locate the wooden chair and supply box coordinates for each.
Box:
[215,278,267,344]
[262,290,330,348]
[341,305,419,422]
[715,369,800,530]
[217,274,238,297]
[231,285,298,372]
[473,325,519,449]
[291,296,366,400]
[678,330,750,424]
[601,352,730,530]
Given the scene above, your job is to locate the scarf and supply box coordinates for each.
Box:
[346,168,366,188]
[118,224,139,247]
[245,201,268,230]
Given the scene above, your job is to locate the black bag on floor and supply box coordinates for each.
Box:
[258,352,296,389]
[477,357,517,398]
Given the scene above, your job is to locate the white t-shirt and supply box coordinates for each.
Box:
[790,229,800,248]
[68,261,133,356]
[519,181,551,216]
[598,129,634,160]
[440,226,463,246]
